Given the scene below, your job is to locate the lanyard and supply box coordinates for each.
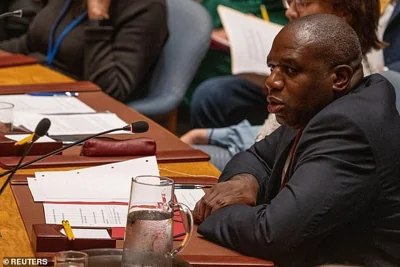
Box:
[46,0,88,66]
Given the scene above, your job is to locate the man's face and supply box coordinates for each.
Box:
[265,28,335,128]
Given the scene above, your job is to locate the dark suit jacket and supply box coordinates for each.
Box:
[198,74,400,267]
[384,1,400,71]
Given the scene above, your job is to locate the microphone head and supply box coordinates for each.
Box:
[124,121,149,133]
[20,9,37,17]
[34,118,51,137]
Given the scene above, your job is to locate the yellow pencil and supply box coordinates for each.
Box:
[62,220,75,240]
[14,133,34,146]
[260,4,270,22]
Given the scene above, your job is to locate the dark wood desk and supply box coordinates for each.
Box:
[0,91,209,169]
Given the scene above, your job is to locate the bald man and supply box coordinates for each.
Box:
[195,14,400,267]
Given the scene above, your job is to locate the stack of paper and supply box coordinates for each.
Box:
[0,94,129,136]
[218,5,283,76]
[44,203,128,227]
[13,112,129,136]
[0,94,95,114]
[6,134,56,143]
[29,156,160,202]
[28,156,206,228]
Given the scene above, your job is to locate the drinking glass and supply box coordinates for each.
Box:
[55,251,88,267]
[0,102,14,132]
[122,175,193,267]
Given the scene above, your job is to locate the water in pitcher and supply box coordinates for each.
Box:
[122,210,174,267]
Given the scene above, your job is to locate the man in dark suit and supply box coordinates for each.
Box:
[194,13,400,267]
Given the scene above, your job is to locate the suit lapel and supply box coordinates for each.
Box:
[264,128,296,202]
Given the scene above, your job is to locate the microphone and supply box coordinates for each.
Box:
[124,121,149,133]
[0,121,149,182]
[0,10,22,20]
[0,118,51,195]
[0,9,37,20]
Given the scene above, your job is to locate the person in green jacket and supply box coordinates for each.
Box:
[184,0,287,105]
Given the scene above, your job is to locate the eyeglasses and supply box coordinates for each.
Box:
[282,0,316,10]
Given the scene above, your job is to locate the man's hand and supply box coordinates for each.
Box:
[194,174,259,223]
[87,0,111,19]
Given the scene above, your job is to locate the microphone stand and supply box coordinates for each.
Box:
[0,127,125,180]
[0,141,35,195]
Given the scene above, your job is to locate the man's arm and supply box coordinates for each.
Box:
[198,113,379,265]
[219,125,285,192]
[83,1,168,102]
[0,33,29,54]
[193,126,283,222]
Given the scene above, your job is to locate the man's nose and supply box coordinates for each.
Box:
[285,3,299,21]
[265,69,284,94]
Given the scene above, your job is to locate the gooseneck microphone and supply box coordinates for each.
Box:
[0,118,51,195]
[0,121,149,182]
[0,10,23,20]
[0,9,37,20]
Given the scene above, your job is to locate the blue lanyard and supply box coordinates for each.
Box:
[46,0,88,66]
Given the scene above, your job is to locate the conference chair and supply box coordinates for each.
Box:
[126,0,212,133]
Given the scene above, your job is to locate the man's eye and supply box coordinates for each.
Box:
[287,67,298,75]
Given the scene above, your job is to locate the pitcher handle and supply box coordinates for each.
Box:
[169,202,194,257]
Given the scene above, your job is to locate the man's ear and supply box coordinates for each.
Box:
[331,64,353,93]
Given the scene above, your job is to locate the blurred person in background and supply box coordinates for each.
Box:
[0,0,168,103]
[183,0,288,106]
[189,0,399,130]
[182,0,400,171]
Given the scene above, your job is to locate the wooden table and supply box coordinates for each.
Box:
[0,162,220,258]
[0,64,73,85]
[0,64,274,266]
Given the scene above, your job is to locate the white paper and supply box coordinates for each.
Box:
[29,156,160,202]
[0,94,95,114]
[218,5,283,75]
[60,228,111,239]
[27,177,45,201]
[44,203,127,227]
[6,134,56,143]
[175,189,205,210]
[13,112,129,136]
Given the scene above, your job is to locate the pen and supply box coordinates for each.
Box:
[260,4,270,22]
[174,184,212,189]
[27,92,79,97]
[62,220,75,240]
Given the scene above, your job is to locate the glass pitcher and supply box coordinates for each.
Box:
[121,175,193,267]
